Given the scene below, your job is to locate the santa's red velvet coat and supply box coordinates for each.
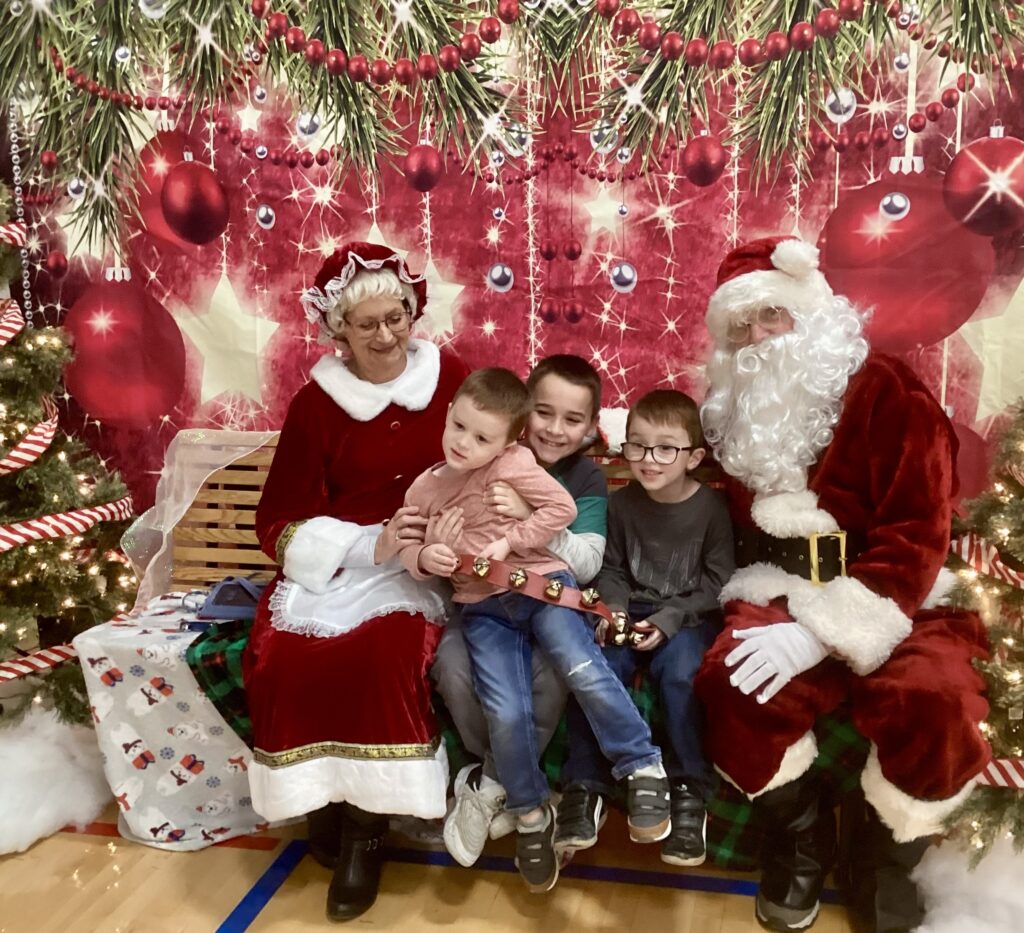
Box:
[695,353,991,842]
[242,343,468,823]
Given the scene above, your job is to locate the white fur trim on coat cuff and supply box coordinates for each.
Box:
[282,516,369,595]
[720,562,816,606]
[861,745,977,843]
[751,489,839,538]
[787,576,912,676]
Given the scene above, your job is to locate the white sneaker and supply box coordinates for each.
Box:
[489,807,517,840]
[443,764,507,867]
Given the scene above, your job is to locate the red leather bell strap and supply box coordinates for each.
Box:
[453,554,615,625]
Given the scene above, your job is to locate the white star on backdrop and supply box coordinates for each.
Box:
[173,272,280,404]
[583,184,623,238]
[419,259,466,338]
[959,277,1024,420]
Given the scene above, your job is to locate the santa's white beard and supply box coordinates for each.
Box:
[702,308,868,496]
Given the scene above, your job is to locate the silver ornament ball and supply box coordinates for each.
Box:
[505,122,531,156]
[589,120,618,156]
[609,261,638,295]
[489,150,506,168]
[255,204,276,230]
[824,87,857,126]
[897,12,912,28]
[296,111,321,139]
[253,85,268,104]
[255,145,268,160]
[486,262,515,293]
[879,192,911,221]
[138,0,167,20]
[492,207,506,220]
[891,122,908,141]
[617,203,629,218]
[894,52,911,73]
[67,177,87,200]
[615,146,632,165]
[10,0,24,13]
[114,46,131,65]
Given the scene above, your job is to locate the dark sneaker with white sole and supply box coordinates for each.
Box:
[661,784,707,867]
[626,773,672,843]
[554,783,607,852]
[515,804,559,893]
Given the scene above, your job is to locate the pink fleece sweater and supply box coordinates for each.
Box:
[399,444,578,603]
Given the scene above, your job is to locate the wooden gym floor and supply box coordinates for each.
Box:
[0,804,855,933]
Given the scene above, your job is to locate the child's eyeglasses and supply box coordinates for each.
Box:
[621,442,693,465]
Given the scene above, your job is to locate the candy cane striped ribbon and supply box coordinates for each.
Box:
[0,412,58,476]
[951,532,1024,589]
[975,757,1024,788]
[0,220,27,247]
[0,298,24,346]
[0,644,78,683]
[0,495,134,553]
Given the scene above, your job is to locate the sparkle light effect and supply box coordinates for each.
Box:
[523,41,542,368]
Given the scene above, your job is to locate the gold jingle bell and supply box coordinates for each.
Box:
[472,557,491,578]
[544,580,564,601]
[508,568,528,589]
[580,587,601,607]
[612,611,629,646]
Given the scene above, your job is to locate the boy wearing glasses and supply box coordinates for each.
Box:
[557,389,734,868]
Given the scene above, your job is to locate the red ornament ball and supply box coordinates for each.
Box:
[637,22,661,51]
[251,0,269,18]
[459,33,482,62]
[285,26,306,54]
[564,301,584,324]
[708,40,736,69]
[925,102,944,122]
[838,0,864,20]
[943,130,1024,236]
[833,131,850,153]
[681,135,728,186]
[479,16,503,43]
[818,173,994,352]
[957,73,975,92]
[815,9,841,38]
[326,49,348,75]
[417,53,439,80]
[563,240,583,261]
[40,149,59,171]
[908,113,927,133]
[539,239,558,261]
[941,88,961,109]
[789,21,816,52]
[539,298,560,323]
[871,125,890,148]
[44,251,68,278]
[64,279,186,428]
[497,0,520,24]
[305,39,325,66]
[738,38,763,67]
[370,58,394,84]
[266,13,288,39]
[854,130,871,150]
[404,144,444,192]
[686,39,710,68]
[595,0,620,19]
[660,31,684,60]
[438,45,462,71]
[612,8,642,39]
[394,57,416,85]
[159,158,230,245]
[763,31,790,61]
[348,54,370,82]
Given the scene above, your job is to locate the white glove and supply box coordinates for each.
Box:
[725,622,828,705]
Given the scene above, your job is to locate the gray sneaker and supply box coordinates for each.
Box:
[515,804,559,893]
[443,763,506,867]
[626,773,671,843]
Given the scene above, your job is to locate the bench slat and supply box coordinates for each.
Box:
[173,526,264,545]
[177,508,257,526]
[172,545,277,565]
[191,488,263,506]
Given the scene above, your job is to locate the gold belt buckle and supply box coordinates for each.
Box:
[808,531,847,585]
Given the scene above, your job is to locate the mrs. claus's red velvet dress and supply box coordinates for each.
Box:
[243,340,467,822]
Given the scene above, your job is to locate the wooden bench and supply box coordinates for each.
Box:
[168,431,633,590]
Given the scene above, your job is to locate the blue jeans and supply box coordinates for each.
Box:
[563,608,720,801]
[461,572,662,813]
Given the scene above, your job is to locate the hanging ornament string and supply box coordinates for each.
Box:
[6,101,33,327]
[524,40,541,369]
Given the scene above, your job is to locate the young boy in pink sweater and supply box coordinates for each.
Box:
[399,368,668,893]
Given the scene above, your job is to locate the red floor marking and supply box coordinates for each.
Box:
[60,821,281,850]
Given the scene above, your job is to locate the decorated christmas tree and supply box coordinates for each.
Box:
[947,403,1024,864]
[0,185,136,726]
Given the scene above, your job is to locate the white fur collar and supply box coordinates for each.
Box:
[750,489,839,538]
[311,338,441,422]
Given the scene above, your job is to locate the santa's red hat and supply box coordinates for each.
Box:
[301,241,428,340]
[705,236,836,346]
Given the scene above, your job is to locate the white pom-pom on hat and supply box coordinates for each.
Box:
[770,239,820,279]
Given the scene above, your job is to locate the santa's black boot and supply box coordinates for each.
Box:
[307,803,344,869]
[753,774,836,932]
[326,805,389,923]
[869,810,932,933]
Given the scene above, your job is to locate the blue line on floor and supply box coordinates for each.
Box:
[384,846,842,904]
[216,839,308,933]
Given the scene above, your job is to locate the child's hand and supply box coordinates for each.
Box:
[594,618,611,646]
[478,536,511,561]
[426,507,464,549]
[418,543,459,577]
[484,481,533,521]
[631,620,666,652]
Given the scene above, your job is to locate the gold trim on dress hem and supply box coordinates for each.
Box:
[254,736,441,768]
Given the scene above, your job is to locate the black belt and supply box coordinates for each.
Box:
[734,528,864,585]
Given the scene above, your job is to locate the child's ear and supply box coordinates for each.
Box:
[688,447,707,469]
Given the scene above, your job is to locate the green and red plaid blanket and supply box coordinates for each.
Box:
[186,621,868,869]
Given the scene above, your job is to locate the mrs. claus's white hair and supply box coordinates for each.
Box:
[319,268,417,338]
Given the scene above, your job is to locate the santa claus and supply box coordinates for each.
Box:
[694,237,991,933]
